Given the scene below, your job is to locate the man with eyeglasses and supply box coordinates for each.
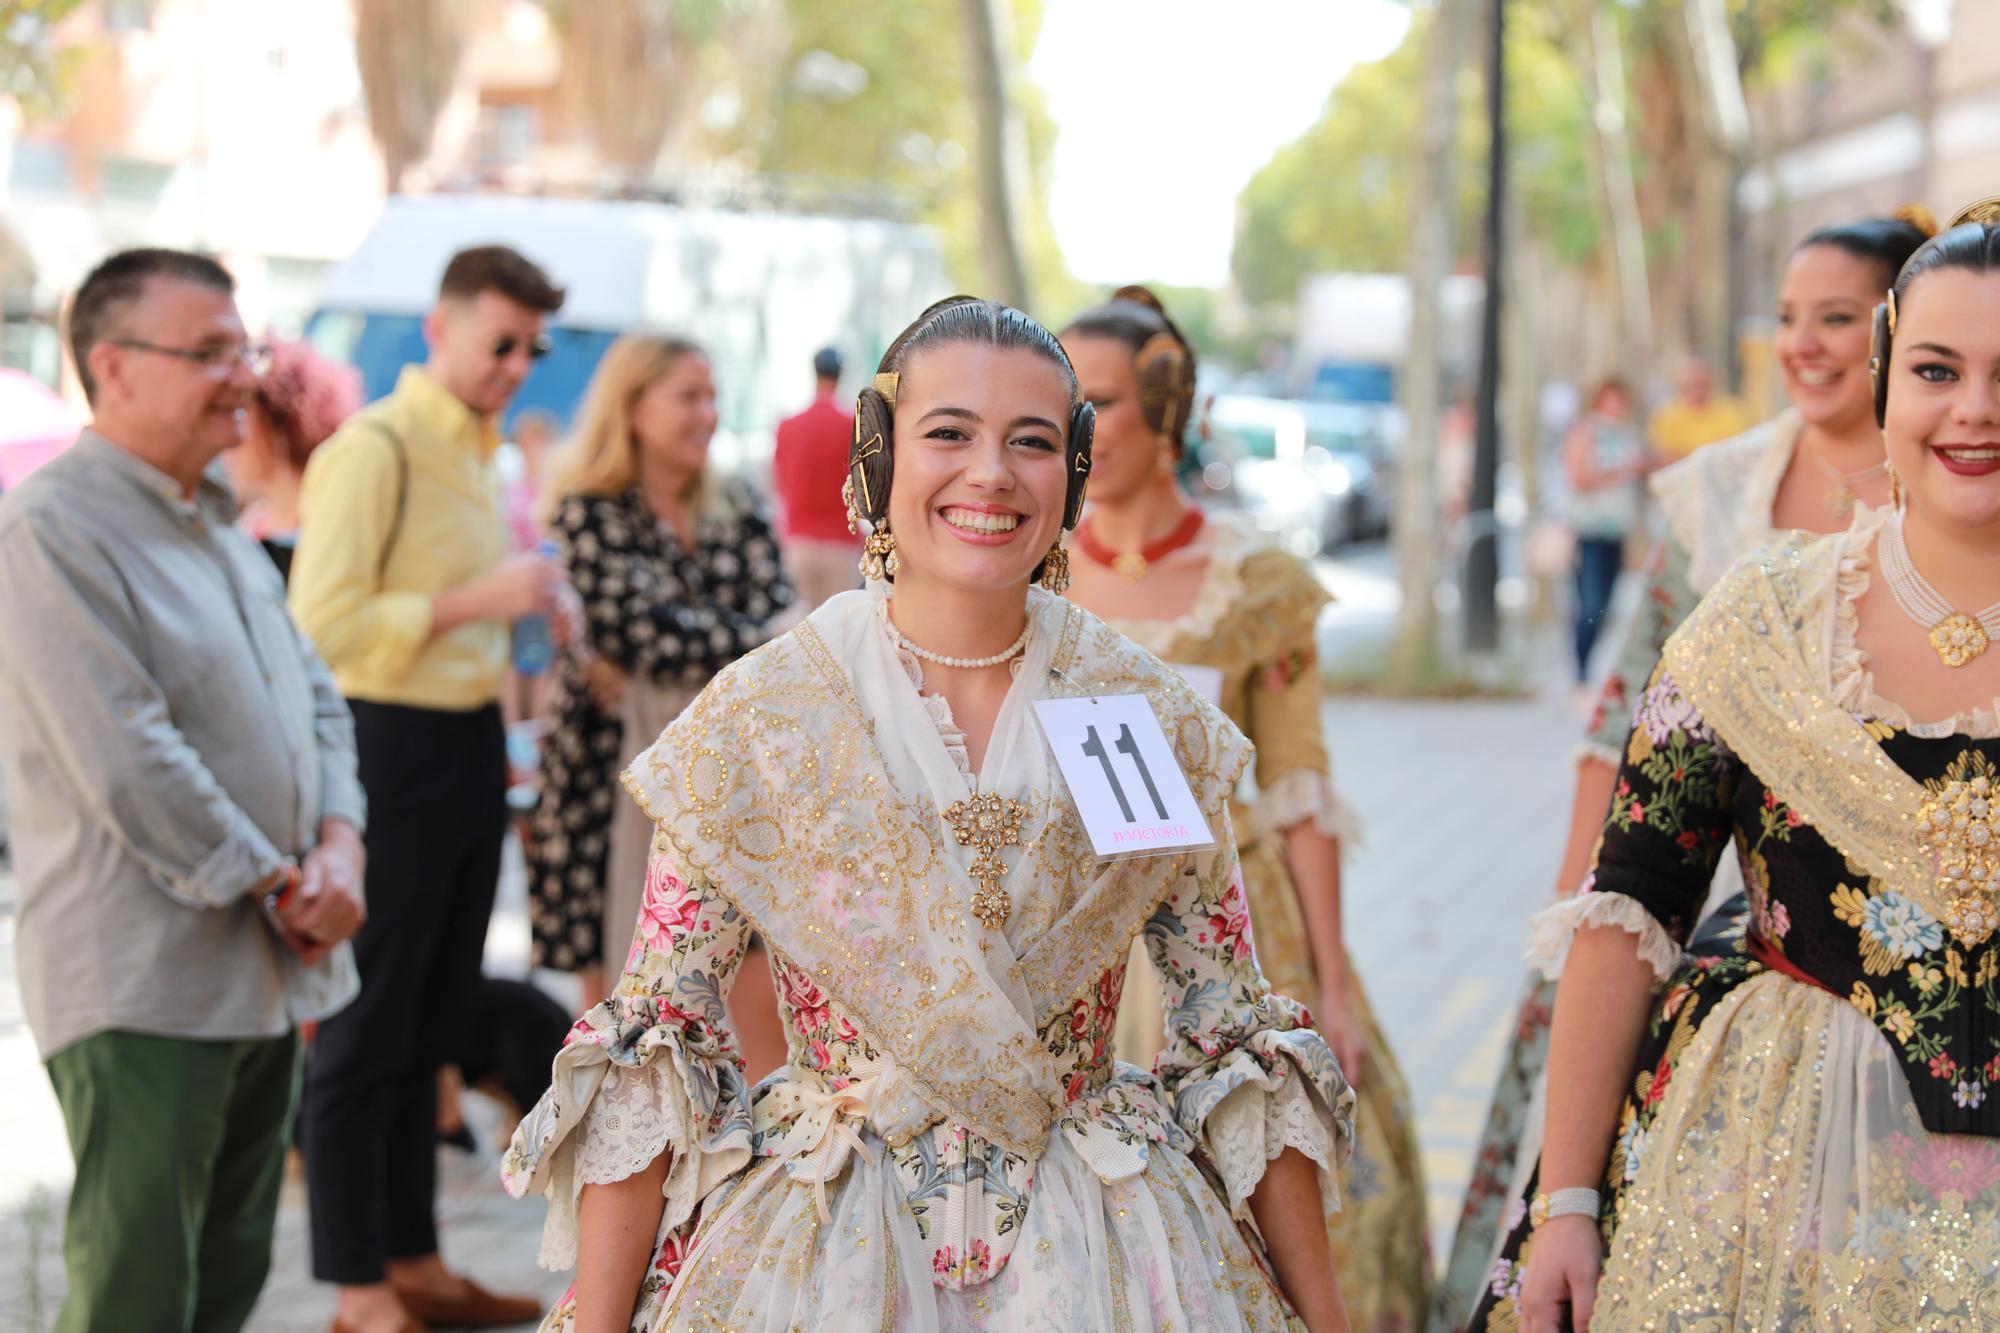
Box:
[289,244,568,1331]
[0,249,367,1330]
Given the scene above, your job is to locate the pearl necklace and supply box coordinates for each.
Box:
[883,605,1031,669]
[1881,513,2000,668]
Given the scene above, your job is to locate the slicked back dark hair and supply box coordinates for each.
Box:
[1798,215,1934,288]
[1893,218,2000,299]
[67,248,234,405]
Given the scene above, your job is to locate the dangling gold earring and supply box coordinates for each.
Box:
[1888,462,1904,511]
[859,520,899,581]
[1039,541,1071,594]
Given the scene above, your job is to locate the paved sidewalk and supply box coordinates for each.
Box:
[0,548,1582,1327]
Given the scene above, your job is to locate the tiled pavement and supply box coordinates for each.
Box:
[0,546,1580,1329]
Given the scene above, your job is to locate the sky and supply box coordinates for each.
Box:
[1028,0,1412,290]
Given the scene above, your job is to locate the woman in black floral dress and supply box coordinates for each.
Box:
[528,335,792,1008]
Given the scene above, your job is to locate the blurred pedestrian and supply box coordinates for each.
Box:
[771,344,860,609]
[1645,354,1753,462]
[288,244,570,1333]
[0,248,366,1332]
[225,338,364,581]
[1560,376,1647,682]
[529,335,792,1058]
[504,405,560,552]
[1061,285,1430,1331]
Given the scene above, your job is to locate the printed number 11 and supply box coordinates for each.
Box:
[1081,723,1169,823]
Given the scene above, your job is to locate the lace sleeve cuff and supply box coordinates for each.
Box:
[1165,1018,1356,1222]
[500,998,755,1270]
[1525,890,1683,984]
[1252,768,1364,848]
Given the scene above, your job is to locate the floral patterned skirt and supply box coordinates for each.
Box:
[533,1133,1306,1332]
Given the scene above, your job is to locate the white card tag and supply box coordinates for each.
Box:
[1171,662,1224,705]
[1033,693,1217,860]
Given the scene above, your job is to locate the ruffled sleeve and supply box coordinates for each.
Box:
[1531,661,1741,984]
[1146,824,1357,1224]
[502,846,757,1269]
[1239,549,1364,847]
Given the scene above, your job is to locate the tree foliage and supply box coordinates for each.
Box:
[1,0,106,121]
[716,0,1069,303]
[1231,0,1896,312]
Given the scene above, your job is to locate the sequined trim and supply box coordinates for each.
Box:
[1663,531,1947,928]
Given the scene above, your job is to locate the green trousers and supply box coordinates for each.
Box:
[44,1028,301,1333]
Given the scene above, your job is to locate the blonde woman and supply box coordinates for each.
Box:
[527,336,793,1021]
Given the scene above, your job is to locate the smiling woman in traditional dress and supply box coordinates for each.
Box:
[1058,286,1430,1332]
[1514,204,2000,1330]
[502,297,1356,1332]
[1449,207,1936,1328]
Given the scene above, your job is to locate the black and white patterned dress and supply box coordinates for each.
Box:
[528,480,792,971]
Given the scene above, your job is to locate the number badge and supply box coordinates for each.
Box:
[1033,694,1216,860]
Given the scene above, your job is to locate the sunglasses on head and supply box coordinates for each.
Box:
[493,332,554,362]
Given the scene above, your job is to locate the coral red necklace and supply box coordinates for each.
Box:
[1074,506,1206,583]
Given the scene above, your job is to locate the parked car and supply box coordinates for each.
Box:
[1193,394,1391,554]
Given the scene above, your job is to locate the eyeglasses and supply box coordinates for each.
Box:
[493,332,553,363]
[109,338,273,377]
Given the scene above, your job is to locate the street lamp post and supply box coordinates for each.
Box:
[1465,0,1507,652]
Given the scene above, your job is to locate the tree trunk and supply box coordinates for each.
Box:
[1583,3,1651,380]
[353,0,470,194]
[1387,0,1466,686]
[1680,0,1747,381]
[959,0,1031,309]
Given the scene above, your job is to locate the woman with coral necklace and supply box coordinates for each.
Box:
[1061,287,1431,1331]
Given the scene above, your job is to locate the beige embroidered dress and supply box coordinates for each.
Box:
[1510,510,2000,1328]
[502,585,1356,1331]
[1100,512,1431,1333]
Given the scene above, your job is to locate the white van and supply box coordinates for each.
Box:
[304,192,949,471]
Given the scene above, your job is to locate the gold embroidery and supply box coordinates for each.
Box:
[944,792,1028,930]
[1918,754,2000,947]
[1664,534,1954,937]
[621,591,1252,1157]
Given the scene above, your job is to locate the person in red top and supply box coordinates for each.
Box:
[771,346,861,608]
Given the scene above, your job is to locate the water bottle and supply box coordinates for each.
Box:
[510,539,561,676]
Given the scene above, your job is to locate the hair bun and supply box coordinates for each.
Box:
[1109,284,1167,316]
[1945,196,2000,230]
[1895,202,1940,238]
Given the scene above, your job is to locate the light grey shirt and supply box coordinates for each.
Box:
[0,430,364,1056]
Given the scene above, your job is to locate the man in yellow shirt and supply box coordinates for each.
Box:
[289,245,567,1332]
[1646,355,1755,460]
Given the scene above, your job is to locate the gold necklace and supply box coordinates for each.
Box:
[1807,448,1888,521]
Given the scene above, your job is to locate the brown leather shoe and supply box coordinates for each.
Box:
[390,1278,542,1328]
